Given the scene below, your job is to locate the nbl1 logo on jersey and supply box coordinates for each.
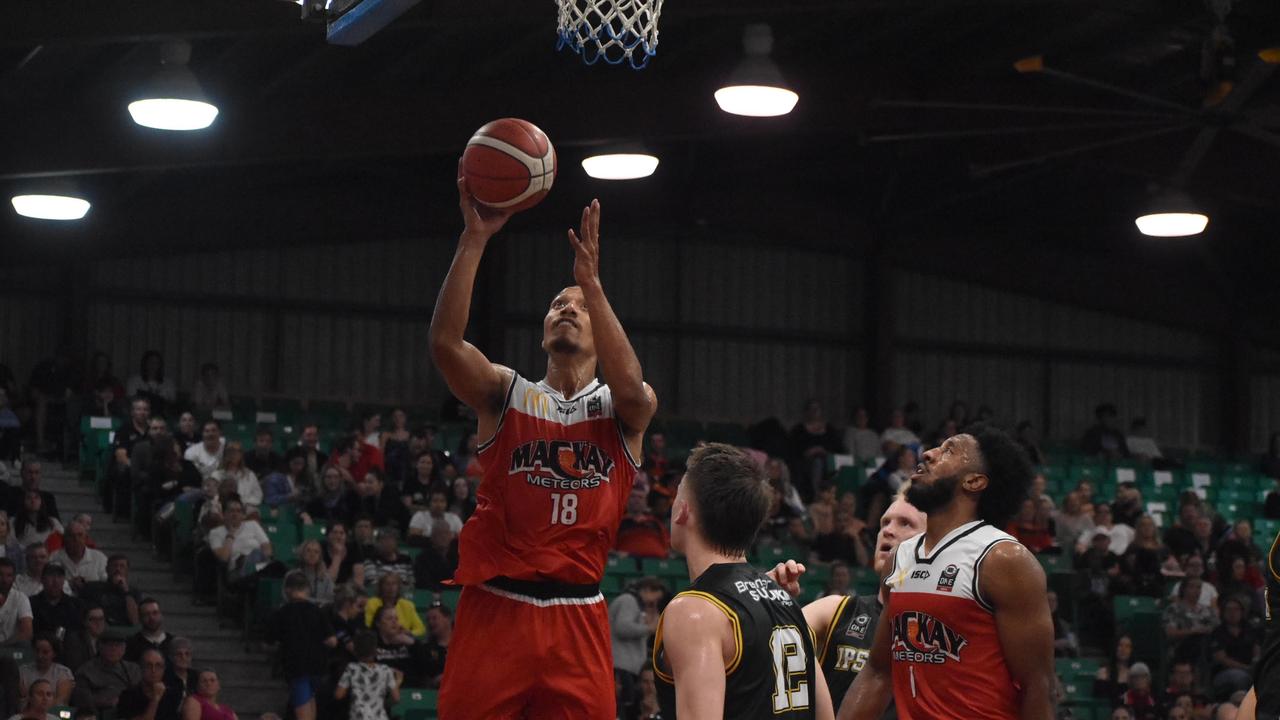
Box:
[936,564,959,593]
[890,611,968,665]
[508,439,616,490]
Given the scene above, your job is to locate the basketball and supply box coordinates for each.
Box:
[461,118,557,213]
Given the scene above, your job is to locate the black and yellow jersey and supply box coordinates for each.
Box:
[817,594,880,708]
[653,562,817,719]
[1255,527,1280,716]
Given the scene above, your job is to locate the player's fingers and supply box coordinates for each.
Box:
[568,229,583,249]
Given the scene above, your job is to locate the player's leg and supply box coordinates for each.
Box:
[438,587,533,720]
[526,601,615,720]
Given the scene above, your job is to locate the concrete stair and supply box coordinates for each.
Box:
[46,467,283,717]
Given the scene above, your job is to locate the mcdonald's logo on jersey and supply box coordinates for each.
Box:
[890,611,968,665]
[508,439,617,490]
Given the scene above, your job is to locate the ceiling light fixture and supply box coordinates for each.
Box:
[1134,190,1208,237]
[11,194,91,221]
[714,24,799,117]
[581,146,660,180]
[128,42,219,131]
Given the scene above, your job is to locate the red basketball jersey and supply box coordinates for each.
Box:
[884,521,1021,720]
[453,373,641,586]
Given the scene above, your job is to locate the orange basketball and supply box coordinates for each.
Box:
[461,118,557,213]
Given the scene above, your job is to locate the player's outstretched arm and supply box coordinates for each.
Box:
[429,168,515,430]
[837,605,893,720]
[813,663,836,720]
[980,542,1056,720]
[568,199,656,441]
[803,595,845,660]
[661,594,731,720]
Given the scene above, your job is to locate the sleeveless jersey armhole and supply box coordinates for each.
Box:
[476,372,519,454]
[971,538,1019,613]
[675,590,745,675]
[819,596,851,663]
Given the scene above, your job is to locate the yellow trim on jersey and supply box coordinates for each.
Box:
[818,596,850,665]
[1269,528,1280,583]
[652,612,673,684]
[678,590,745,676]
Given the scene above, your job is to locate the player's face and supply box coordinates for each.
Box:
[906,434,980,515]
[542,287,595,356]
[874,499,927,576]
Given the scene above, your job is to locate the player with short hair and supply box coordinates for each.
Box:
[652,443,835,720]
[840,423,1055,720]
[431,172,656,719]
[1238,524,1279,720]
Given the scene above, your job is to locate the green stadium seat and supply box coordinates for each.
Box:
[435,590,461,613]
[640,557,688,579]
[754,544,806,567]
[704,422,749,446]
[1254,519,1280,546]
[605,555,639,576]
[411,589,434,610]
[264,523,300,564]
[1113,595,1163,660]
[301,522,328,543]
[833,466,864,496]
[1069,463,1106,484]
[852,567,879,597]
[599,574,622,595]
[392,688,438,720]
[1056,657,1102,684]
[400,545,422,561]
[1038,554,1068,575]
[804,563,832,586]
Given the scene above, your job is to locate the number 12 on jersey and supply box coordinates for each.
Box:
[770,626,811,712]
[550,492,578,525]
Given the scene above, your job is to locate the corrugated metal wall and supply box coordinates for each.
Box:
[893,271,1219,449]
[1251,374,1280,453]
[0,296,61,388]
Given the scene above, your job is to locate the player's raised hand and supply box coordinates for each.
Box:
[569,198,601,287]
[458,160,512,240]
[766,559,807,598]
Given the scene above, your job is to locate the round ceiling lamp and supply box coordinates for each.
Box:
[1134,190,1208,237]
[128,41,219,131]
[10,194,91,221]
[714,24,799,117]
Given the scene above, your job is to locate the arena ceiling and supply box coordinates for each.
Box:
[3,0,1279,338]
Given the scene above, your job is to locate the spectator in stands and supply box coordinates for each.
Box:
[1165,496,1206,559]
[357,470,407,534]
[1216,520,1262,575]
[1046,590,1077,657]
[1007,498,1055,554]
[609,576,664,719]
[190,363,229,415]
[354,414,385,479]
[335,631,401,720]
[447,476,475,523]
[208,497,273,579]
[9,462,60,525]
[170,413,197,452]
[14,678,56,720]
[60,604,105,674]
[361,528,412,592]
[759,477,807,548]
[0,514,25,573]
[124,599,171,663]
[1164,578,1219,663]
[880,407,920,450]
[811,504,871,567]
[162,638,196,699]
[412,523,458,592]
[183,421,225,481]
[351,516,376,563]
[807,480,837,541]
[421,604,452,689]
[82,555,141,628]
[295,540,334,606]
[363,573,423,638]
[1119,662,1160,720]
[370,605,419,684]
[1163,662,1207,707]
[243,429,281,481]
[1055,492,1094,554]
[75,628,140,711]
[116,648,182,720]
[266,451,307,512]
[400,452,440,510]
[326,585,362,671]
[842,408,880,464]
[180,670,234,720]
[266,570,337,720]
[1191,514,1217,560]
[0,390,23,474]
[1216,556,1261,619]
[125,352,174,420]
[15,546,62,600]
[324,438,361,490]
[1081,403,1128,460]
[1167,695,1195,720]
[1113,482,1145,527]
[20,634,73,705]
[1077,503,1133,555]
[1116,515,1166,597]
[302,467,357,529]
[1094,635,1134,699]
[859,445,916,527]
[787,399,844,502]
[407,490,462,543]
[1125,417,1162,462]
[1207,597,1258,700]
[822,562,852,598]
[1076,528,1120,645]
[1014,420,1046,466]
[0,558,32,647]
[26,348,75,458]
[50,520,107,589]
[614,487,669,559]
[210,442,260,517]
[297,424,327,480]
[320,522,362,587]
[451,433,479,480]
[126,417,174,537]
[29,564,81,639]
[13,492,61,550]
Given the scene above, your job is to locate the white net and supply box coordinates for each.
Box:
[555,0,665,69]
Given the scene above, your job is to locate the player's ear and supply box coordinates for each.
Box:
[672,498,690,526]
[963,472,989,494]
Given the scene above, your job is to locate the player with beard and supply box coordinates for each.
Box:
[838,423,1054,720]
[769,495,927,716]
[431,180,656,719]
[1237,523,1279,720]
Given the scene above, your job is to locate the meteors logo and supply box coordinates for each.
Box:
[891,611,968,664]
[509,439,616,490]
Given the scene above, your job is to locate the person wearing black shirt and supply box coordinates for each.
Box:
[105,397,151,513]
[787,399,844,502]
[265,571,337,720]
[1164,498,1205,560]
[1080,403,1128,460]
[7,461,60,523]
[124,599,172,664]
[359,469,409,533]
[244,430,283,479]
[116,649,183,720]
[30,563,82,639]
[412,524,459,591]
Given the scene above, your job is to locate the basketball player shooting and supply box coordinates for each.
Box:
[838,424,1055,720]
[430,170,656,719]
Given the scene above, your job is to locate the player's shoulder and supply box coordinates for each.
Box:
[663,592,735,636]
[976,538,1045,602]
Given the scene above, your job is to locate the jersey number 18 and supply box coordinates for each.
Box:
[550,492,578,525]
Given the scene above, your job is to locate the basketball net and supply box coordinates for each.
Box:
[555,0,664,69]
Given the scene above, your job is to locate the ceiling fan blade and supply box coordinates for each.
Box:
[971,123,1194,178]
[870,99,1177,119]
[1036,66,1199,116]
[1232,124,1280,151]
